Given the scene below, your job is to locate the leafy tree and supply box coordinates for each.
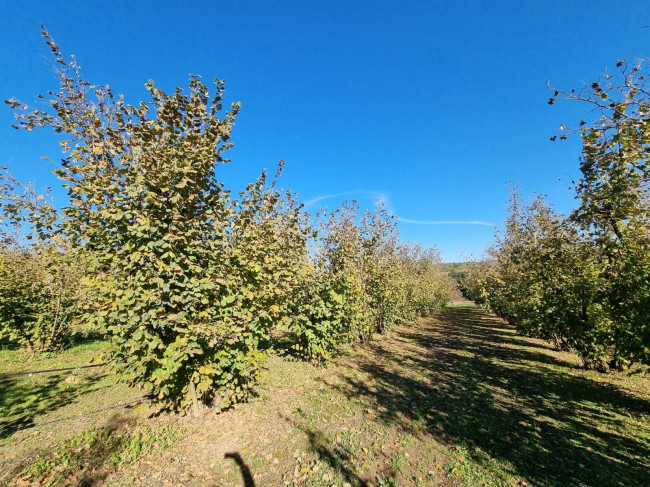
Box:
[470,61,650,371]
[494,193,604,359]
[468,188,642,370]
[6,29,310,412]
[318,203,375,344]
[551,60,650,367]
[5,28,451,409]
[289,264,352,364]
[360,205,404,333]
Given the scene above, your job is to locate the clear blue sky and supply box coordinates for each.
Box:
[1,1,649,261]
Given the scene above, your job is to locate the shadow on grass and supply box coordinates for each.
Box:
[66,330,106,348]
[0,331,106,353]
[0,335,20,351]
[260,328,295,356]
[286,415,399,486]
[225,452,256,487]
[20,413,133,486]
[291,419,365,485]
[0,372,106,440]
[329,305,650,487]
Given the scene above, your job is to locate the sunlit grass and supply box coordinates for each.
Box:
[2,304,648,486]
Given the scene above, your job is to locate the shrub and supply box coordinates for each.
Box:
[0,243,84,352]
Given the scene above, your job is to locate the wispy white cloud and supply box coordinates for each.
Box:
[397,217,496,227]
[304,190,494,227]
[304,190,387,207]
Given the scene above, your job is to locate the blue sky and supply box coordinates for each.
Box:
[1,1,649,261]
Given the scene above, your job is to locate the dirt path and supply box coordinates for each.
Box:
[106,304,649,487]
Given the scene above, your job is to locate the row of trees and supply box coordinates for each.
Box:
[0,170,89,352]
[465,61,650,371]
[291,204,450,364]
[0,30,452,413]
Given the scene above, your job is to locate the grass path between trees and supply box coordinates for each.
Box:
[2,303,650,486]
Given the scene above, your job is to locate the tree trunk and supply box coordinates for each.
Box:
[188,379,201,418]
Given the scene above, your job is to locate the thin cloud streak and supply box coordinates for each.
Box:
[304,190,386,207]
[398,217,496,227]
[304,190,494,227]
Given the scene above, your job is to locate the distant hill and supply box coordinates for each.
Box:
[442,262,471,301]
[442,262,470,276]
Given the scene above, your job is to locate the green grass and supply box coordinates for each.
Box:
[0,338,146,484]
[2,304,649,486]
[23,420,182,486]
[234,304,649,486]
[0,334,107,374]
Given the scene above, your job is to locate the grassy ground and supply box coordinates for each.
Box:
[1,304,649,486]
[0,338,146,484]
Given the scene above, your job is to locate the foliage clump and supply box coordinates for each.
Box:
[0,244,85,352]
[467,60,650,370]
[289,203,452,364]
[0,170,86,352]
